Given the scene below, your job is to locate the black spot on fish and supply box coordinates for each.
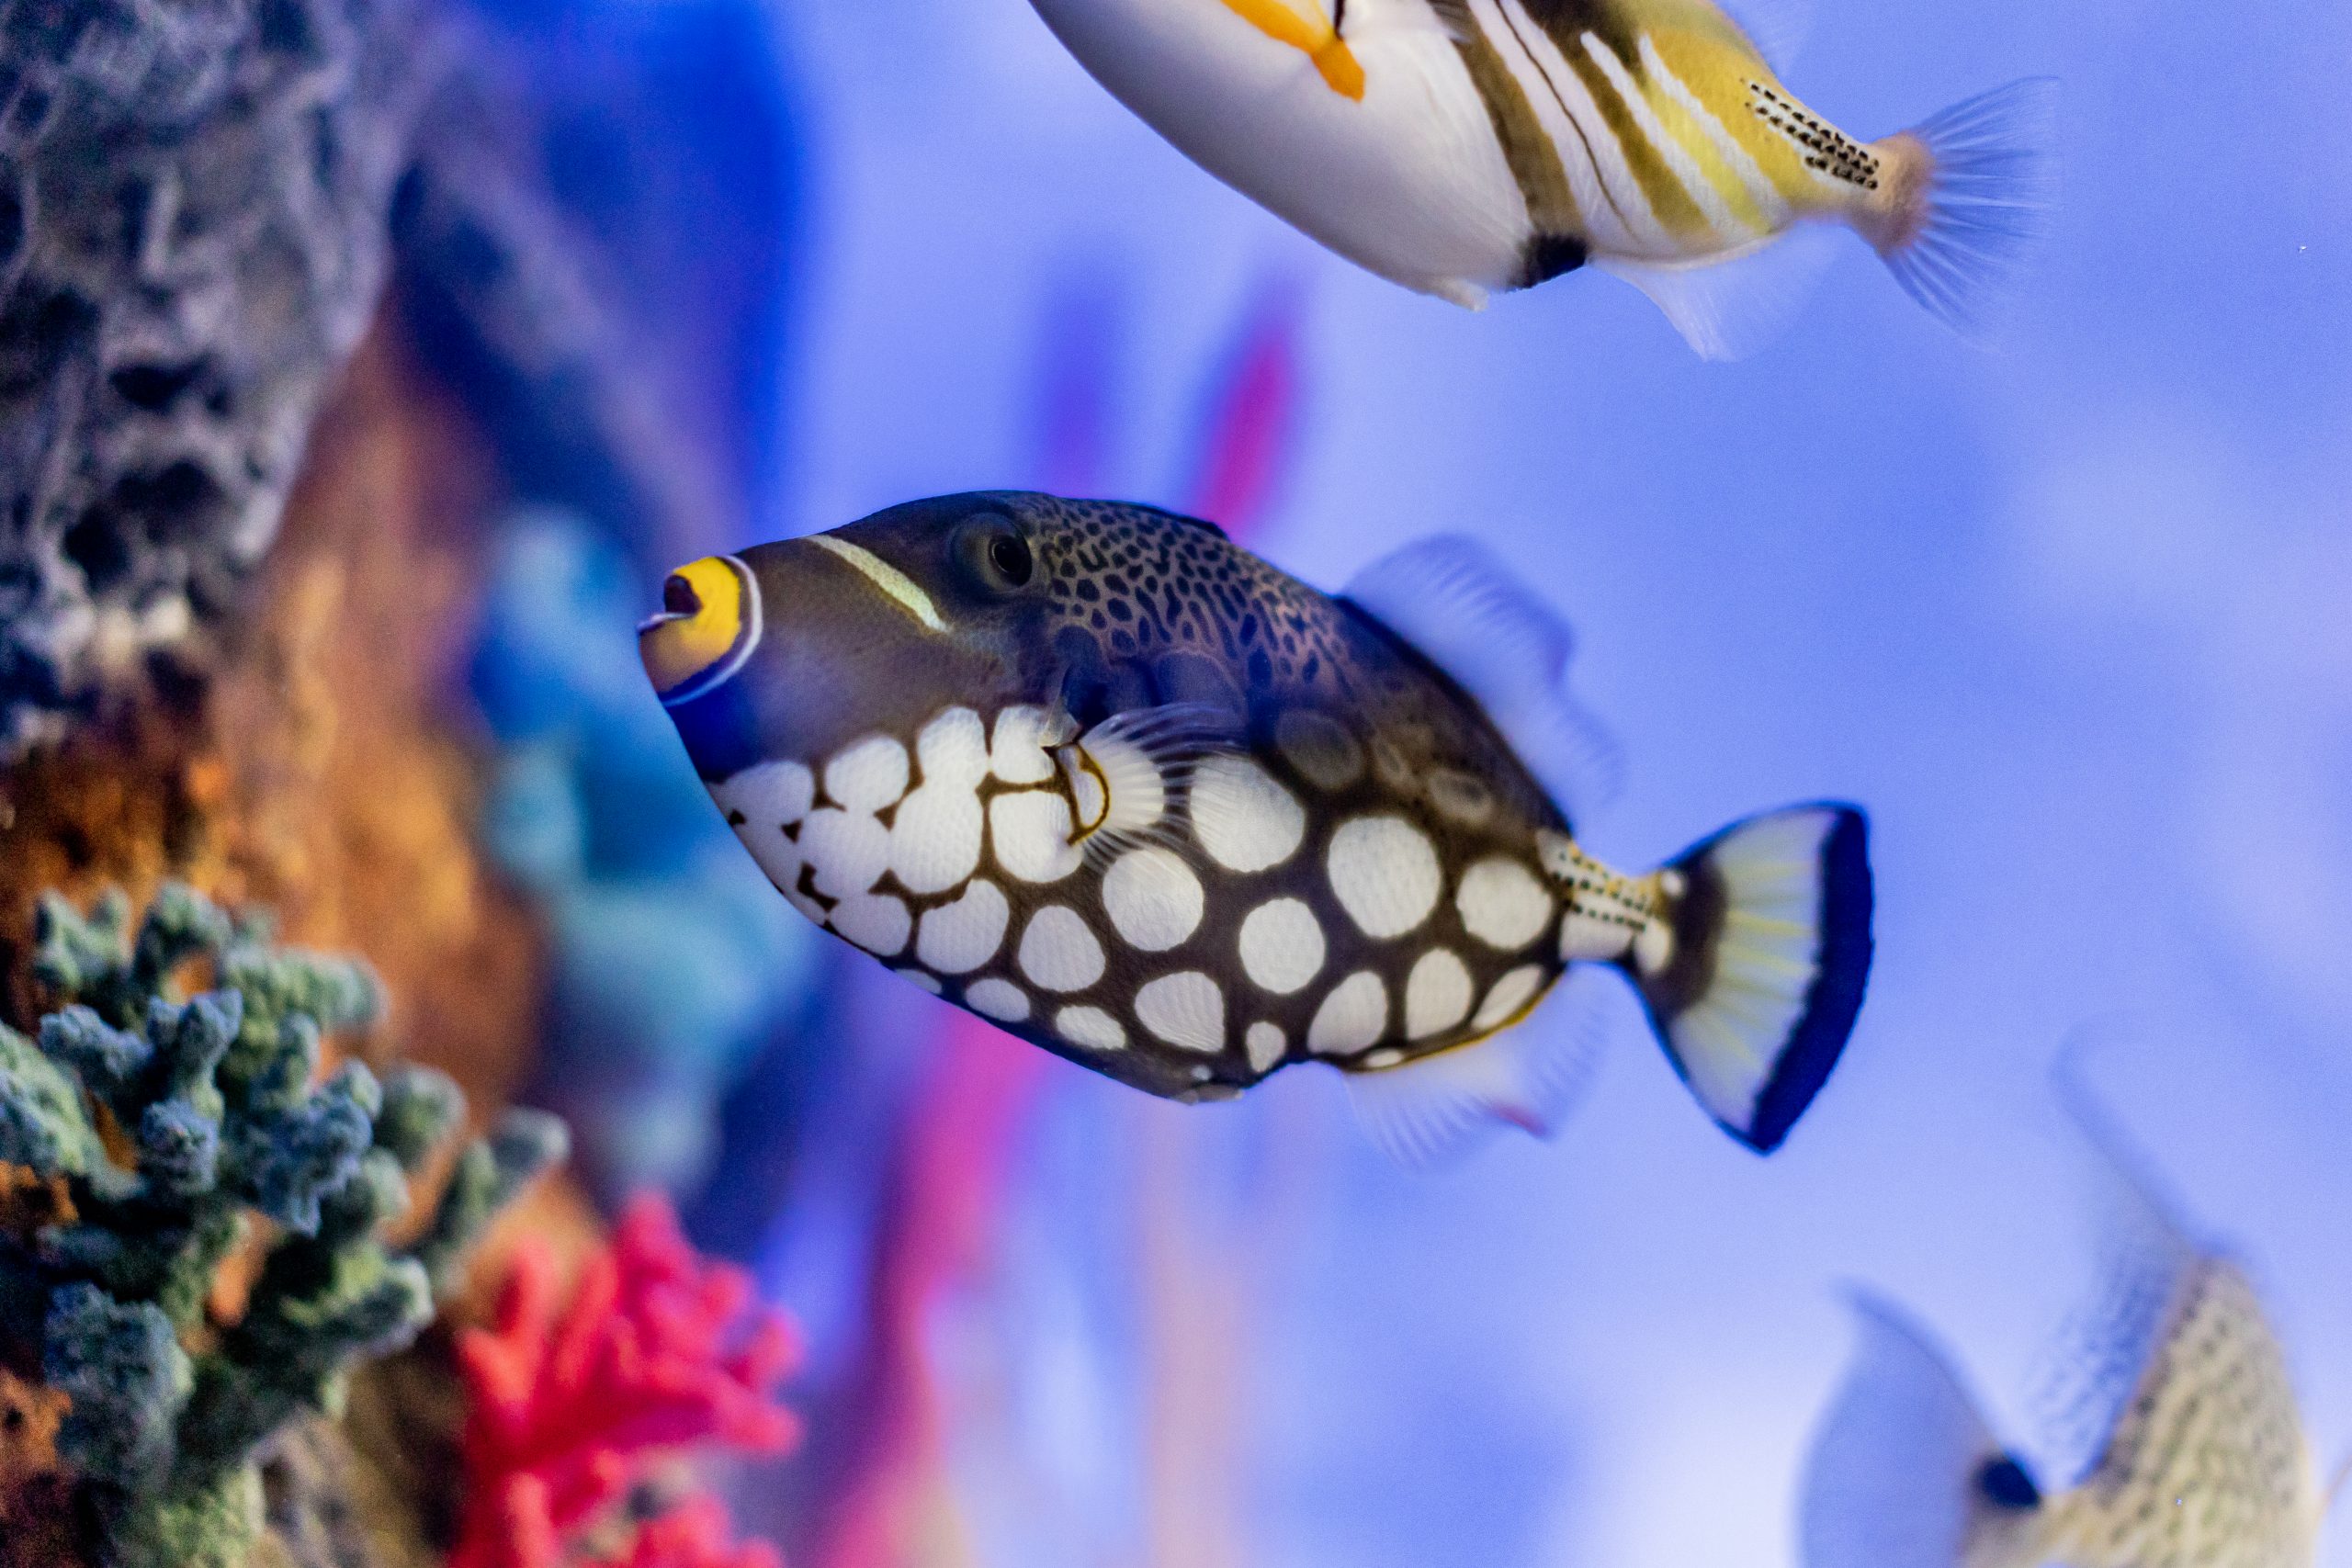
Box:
[1974,1457,2041,1512]
[1519,232,1589,288]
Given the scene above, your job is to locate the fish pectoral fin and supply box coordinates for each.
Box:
[1594,226,1840,362]
[1341,536,1621,818]
[1061,703,1244,864]
[1218,0,1365,99]
[1342,975,1599,1168]
[1800,1292,2037,1568]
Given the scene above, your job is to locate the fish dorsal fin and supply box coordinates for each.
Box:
[1343,970,1600,1168]
[2026,1044,2203,1487]
[1716,0,1814,76]
[1593,224,1841,362]
[1061,703,1241,868]
[1342,536,1620,818]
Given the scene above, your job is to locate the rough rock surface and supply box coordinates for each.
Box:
[0,0,436,759]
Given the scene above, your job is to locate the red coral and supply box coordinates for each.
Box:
[452,1194,799,1568]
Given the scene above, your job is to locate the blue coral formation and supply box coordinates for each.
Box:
[469,510,821,1201]
[0,884,568,1568]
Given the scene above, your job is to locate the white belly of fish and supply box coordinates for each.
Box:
[1029,0,1532,304]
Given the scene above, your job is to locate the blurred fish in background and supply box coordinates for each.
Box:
[1024,0,2057,355]
[1802,1066,2347,1568]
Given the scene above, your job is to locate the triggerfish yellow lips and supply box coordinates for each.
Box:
[638,554,762,706]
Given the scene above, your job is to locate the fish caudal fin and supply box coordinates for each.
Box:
[1800,1293,2049,1568]
[1870,77,2060,341]
[1628,804,1871,1152]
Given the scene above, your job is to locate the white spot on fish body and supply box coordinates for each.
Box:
[1237,898,1325,994]
[1308,971,1389,1055]
[1327,816,1442,939]
[1457,858,1553,952]
[895,968,942,995]
[1632,919,1675,976]
[798,808,890,898]
[1019,906,1106,992]
[1136,972,1225,1053]
[1063,750,1108,832]
[989,791,1083,883]
[1190,755,1305,873]
[1404,948,1474,1039]
[712,761,817,908]
[831,893,911,956]
[1057,1006,1126,1051]
[1559,910,1636,962]
[711,760,814,829]
[916,879,1010,974]
[1363,1048,1404,1069]
[889,708,991,893]
[966,977,1031,1021]
[1101,848,1204,951]
[989,705,1064,784]
[825,734,910,812]
[1245,1021,1286,1074]
[1275,710,1363,790]
[1473,964,1547,1032]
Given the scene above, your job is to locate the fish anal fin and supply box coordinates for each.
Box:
[1343,975,1596,1168]
[1595,225,1840,361]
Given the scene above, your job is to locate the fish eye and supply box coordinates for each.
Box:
[662,573,702,616]
[955,514,1036,594]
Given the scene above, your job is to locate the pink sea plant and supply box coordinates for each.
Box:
[451,1194,800,1568]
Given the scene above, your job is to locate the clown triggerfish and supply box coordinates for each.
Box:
[1026,0,2057,357]
[641,493,1873,1159]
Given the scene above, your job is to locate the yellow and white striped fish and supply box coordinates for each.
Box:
[1800,1089,2346,1568]
[640,493,1876,1161]
[1029,0,2057,355]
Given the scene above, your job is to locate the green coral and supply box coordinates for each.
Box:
[0,886,569,1568]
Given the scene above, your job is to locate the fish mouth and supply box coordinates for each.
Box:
[636,609,691,635]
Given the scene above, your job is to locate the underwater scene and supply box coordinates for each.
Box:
[0,0,2345,1565]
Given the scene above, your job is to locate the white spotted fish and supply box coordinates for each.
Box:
[1027,0,2057,355]
[639,493,1873,1159]
[1800,1090,2345,1568]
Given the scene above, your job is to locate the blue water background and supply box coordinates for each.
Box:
[675,1,2351,1561]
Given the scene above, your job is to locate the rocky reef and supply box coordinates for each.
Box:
[0,0,436,758]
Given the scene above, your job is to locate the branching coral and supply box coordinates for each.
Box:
[452,1194,797,1568]
[0,884,567,1568]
